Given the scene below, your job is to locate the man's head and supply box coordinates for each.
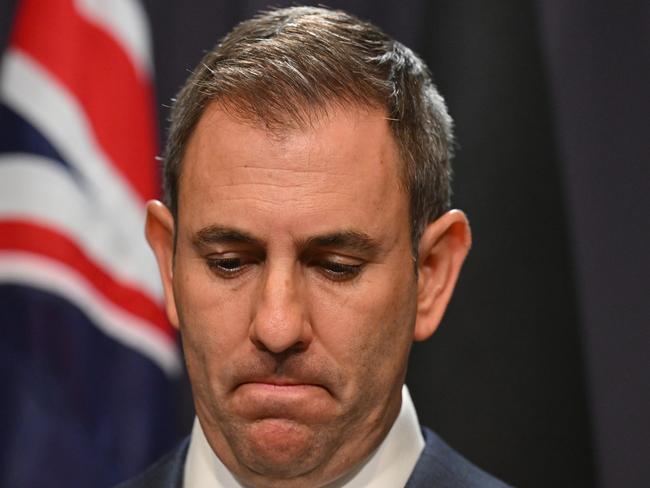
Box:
[146,6,470,488]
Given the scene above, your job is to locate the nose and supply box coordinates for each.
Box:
[249,262,312,354]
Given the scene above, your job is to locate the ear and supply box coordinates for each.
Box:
[144,200,179,329]
[413,210,471,341]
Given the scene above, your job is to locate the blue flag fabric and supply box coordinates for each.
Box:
[0,1,181,486]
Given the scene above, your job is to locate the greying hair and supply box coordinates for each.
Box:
[163,6,454,251]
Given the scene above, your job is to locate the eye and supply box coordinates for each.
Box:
[313,258,363,282]
[206,255,255,278]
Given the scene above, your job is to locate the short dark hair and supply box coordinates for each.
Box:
[163,6,454,251]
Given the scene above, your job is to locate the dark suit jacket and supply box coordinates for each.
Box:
[116,427,511,487]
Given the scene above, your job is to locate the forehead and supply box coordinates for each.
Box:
[178,102,409,241]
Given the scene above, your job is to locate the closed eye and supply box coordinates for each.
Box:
[206,255,257,278]
[313,259,364,282]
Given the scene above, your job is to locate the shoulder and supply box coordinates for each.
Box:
[406,427,512,488]
[113,437,190,488]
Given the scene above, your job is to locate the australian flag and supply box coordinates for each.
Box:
[0,1,181,486]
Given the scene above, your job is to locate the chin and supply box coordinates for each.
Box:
[237,418,327,479]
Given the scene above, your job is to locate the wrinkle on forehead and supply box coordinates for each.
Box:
[229,166,352,190]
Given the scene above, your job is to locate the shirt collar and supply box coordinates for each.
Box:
[183,385,424,487]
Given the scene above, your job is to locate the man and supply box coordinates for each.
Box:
[121,6,510,487]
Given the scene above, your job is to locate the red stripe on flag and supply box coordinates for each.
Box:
[10,0,159,201]
[0,220,175,342]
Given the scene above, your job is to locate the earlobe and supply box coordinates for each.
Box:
[413,210,471,341]
[144,200,180,329]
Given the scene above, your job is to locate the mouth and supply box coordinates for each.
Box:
[236,373,330,392]
[238,379,325,393]
[244,376,316,385]
[227,370,339,423]
[234,378,330,413]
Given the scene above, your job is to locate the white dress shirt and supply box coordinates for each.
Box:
[183,385,424,487]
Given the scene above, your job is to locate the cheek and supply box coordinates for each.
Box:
[309,268,417,380]
[173,259,252,375]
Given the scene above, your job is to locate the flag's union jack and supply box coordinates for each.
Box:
[0,1,181,486]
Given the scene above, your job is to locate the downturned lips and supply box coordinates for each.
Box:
[238,378,326,392]
[234,372,335,394]
[233,380,334,421]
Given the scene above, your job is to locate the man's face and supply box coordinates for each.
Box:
[167,103,421,486]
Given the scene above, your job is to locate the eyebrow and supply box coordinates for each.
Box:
[301,231,382,258]
[192,225,263,249]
